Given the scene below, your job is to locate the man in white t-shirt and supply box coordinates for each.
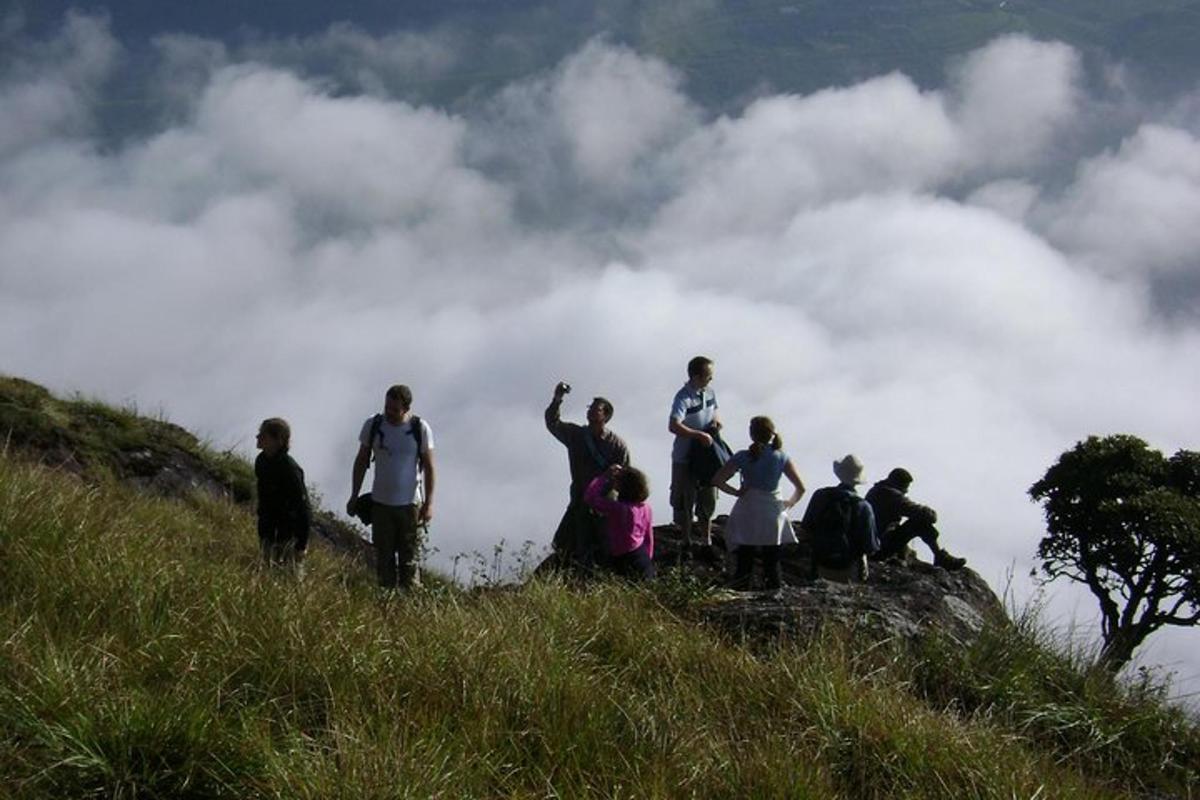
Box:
[347,384,436,589]
[668,355,721,557]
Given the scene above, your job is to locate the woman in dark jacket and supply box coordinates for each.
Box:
[255,417,310,573]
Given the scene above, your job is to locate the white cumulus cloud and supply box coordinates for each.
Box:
[1041,124,1200,278]
[1,16,1198,700]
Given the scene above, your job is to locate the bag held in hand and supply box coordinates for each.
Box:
[687,427,733,485]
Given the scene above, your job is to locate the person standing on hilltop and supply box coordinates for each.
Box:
[669,355,723,561]
[545,381,630,573]
[255,417,310,576]
[347,384,436,590]
[866,467,966,570]
[710,416,806,590]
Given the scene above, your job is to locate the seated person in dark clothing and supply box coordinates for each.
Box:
[865,467,965,570]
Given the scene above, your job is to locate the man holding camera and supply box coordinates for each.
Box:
[545,381,630,572]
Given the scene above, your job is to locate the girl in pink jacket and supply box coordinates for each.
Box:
[584,464,655,581]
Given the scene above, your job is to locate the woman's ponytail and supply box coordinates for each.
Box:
[748,416,778,461]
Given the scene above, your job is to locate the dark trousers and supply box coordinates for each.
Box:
[373,503,419,589]
[732,545,783,590]
[876,519,940,560]
[552,501,606,572]
[257,516,305,575]
[259,537,303,574]
[609,538,655,581]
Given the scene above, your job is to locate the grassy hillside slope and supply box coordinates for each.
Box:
[1,451,1198,798]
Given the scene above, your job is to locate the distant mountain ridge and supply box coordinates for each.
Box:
[9,0,1200,109]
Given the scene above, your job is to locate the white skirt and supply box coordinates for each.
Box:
[725,488,797,548]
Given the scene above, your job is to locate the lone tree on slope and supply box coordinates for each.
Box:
[1029,435,1200,673]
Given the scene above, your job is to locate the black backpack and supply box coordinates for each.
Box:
[809,490,860,572]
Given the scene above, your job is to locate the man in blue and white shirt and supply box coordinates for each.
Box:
[668,355,721,556]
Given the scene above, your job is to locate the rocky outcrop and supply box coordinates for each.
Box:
[118,439,250,501]
[694,557,1003,649]
[561,516,1008,651]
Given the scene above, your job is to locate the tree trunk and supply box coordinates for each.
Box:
[1096,625,1148,673]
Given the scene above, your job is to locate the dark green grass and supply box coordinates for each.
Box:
[910,600,1200,795]
[1,454,1195,798]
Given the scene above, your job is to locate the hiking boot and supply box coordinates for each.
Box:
[934,550,966,571]
[695,543,721,566]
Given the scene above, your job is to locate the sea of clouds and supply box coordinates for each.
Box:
[2,13,1198,699]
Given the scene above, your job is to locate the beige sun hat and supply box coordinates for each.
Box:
[833,454,865,485]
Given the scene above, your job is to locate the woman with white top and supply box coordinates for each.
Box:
[711,416,806,590]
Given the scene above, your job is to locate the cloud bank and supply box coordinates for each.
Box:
[2,16,1199,697]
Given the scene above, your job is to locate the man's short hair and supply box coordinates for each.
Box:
[592,396,614,421]
[887,468,914,489]
[260,417,291,451]
[385,384,413,409]
[687,356,713,378]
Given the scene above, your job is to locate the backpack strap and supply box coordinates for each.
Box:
[410,415,424,473]
[368,413,384,465]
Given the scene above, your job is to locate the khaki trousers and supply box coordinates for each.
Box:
[670,460,716,543]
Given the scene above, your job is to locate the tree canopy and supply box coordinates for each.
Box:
[1029,435,1200,672]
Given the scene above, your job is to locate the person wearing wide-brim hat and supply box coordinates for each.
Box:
[799,454,878,582]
